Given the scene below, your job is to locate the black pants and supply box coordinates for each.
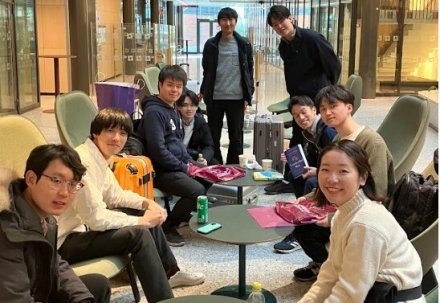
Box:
[154,171,208,228]
[207,99,245,164]
[59,226,176,303]
[294,224,331,264]
[80,274,111,303]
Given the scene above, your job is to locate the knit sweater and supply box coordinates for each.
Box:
[298,190,424,303]
[340,126,395,198]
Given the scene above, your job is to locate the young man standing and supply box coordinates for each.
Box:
[57,108,205,303]
[292,85,394,282]
[265,5,341,194]
[137,65,209,246]
[0,144,110,302]
[199,7,255,164]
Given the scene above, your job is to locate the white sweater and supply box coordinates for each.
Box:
[299,190,425,303]
[57,139,145,247]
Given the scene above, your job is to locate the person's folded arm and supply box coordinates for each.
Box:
[73,168,144,231]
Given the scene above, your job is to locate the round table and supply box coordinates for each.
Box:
[189,205,292,302]
[159,295,244,302]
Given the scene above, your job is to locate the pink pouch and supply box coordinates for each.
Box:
[275,199,336,225]
[188,164,246,182]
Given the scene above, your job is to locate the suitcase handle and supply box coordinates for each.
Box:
[126,163,138,175]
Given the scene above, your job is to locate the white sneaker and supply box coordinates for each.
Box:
[169,271,205,288]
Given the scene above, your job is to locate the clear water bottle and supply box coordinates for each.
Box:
[247,281,265,303]
[197,153,206,165]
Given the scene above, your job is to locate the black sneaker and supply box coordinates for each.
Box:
[293,261,321,282]
[165,228,185,247]
[264,180,294,195]
[273,233,302,253]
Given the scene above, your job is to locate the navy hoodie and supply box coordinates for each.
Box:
[137,96,194,174]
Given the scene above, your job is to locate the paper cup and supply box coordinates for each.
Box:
[239,154,247,167]
[262,159,273,171]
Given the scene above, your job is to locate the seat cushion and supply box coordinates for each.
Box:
[71,255,129,279]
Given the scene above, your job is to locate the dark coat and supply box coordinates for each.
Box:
[137,95,195,174]
[0,169,94,303]
[298,117,337,167]
[279,26,341,99]
[200,31,255,105]
[185,113,217,165]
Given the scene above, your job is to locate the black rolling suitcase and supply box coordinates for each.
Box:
[253,114,284,172]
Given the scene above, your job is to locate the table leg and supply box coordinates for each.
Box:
[210,187,278,301]
[237,186,243,205]
[42,57,59,114]
[238,244,246,298]
[54,57,60,96]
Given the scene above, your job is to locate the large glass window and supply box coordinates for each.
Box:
[377,0,438,94]
[0,1,15,114]
[15,0,38,112]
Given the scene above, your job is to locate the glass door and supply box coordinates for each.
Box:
[197,19,215,53]
[0,1,16,114]
[15,0,38,112]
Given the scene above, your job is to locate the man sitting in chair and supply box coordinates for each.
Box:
[136,65,210,247]
[0,144,110,302]
[177,88,219,165]
[57,108,205,303]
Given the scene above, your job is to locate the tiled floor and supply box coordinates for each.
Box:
[21,56,439,302]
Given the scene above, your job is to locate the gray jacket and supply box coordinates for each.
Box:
[0,168,94,303]
[200,31,255,105]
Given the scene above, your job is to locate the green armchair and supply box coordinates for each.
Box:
[377,95,431,180]
[144,66,160,96]
[55,90,98,148]
[345,74,363,115]
[0,115,140,302]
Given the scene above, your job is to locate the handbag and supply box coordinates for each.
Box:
[187,164,246,182]
[275,199,336,225]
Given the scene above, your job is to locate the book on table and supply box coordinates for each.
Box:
[253,171,284,181]
[284,144,309,179]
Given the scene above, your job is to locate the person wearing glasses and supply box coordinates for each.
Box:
[199,7,254,165]
[0,144,111,302]
[177,88,218,165]
[270,95,337,253]
[57,108,205,303]
[265,5,341,195]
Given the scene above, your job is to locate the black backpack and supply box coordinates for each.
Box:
[388,171,438,240]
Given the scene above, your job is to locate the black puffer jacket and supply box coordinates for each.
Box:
[0,169,94,303]
[200,31,255,105]
[186,113,217,165]
[297,117,337,167]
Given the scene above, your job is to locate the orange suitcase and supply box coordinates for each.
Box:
[111,154,155,200]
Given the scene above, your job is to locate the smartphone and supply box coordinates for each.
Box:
[197,222,222,234]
